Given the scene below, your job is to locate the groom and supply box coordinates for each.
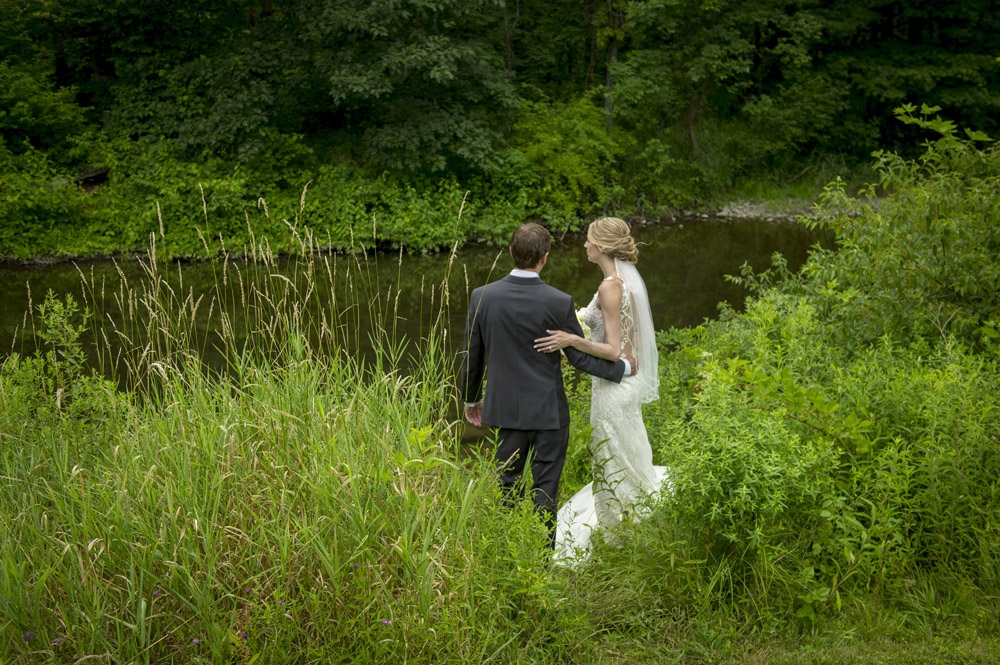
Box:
[459,223,635,548]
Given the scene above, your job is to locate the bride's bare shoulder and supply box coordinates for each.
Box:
[596,277,623,310]
[597,276,623,297]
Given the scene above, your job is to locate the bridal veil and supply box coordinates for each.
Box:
[615,258,658,403]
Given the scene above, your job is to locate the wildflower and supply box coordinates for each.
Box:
[278,599,284,605]
[152,590,160,596]
[241,631,247,639]
[23,631,35,641]
[192,638,200,645]
[353,563,359,568]
[381,620,391,626]
[244,588,252,594]
[54,638,63,645]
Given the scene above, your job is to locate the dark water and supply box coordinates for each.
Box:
[0,218,827,366]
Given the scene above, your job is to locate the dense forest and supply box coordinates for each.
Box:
[1,0,998,258]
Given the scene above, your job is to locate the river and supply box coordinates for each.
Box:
[0,217,827,371]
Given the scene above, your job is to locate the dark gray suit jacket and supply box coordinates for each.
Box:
[459,274,626,430]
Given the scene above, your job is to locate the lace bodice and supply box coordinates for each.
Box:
[582,277,634,353]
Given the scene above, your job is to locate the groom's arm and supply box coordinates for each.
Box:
[558,302,627,383]
[458,288,487,404]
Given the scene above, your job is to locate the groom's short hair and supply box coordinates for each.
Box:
[510,223,551,269]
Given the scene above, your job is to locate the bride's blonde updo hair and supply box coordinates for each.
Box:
[587,217,638,264]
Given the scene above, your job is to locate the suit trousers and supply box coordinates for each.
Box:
[494,425,570,548]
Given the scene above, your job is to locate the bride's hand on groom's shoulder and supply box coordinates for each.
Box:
[623,353,638,375]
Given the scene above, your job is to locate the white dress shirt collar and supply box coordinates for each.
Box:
[510,269,541,279]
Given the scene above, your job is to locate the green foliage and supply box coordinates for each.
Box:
[797,105,1000,351]
[513,97,629,228]
[816,2,1000,155]
[0,60,86,153]
[4,120,1000,659]
[0,143,89,258]
[111,48,300,163]
[604,119,1000,636]
[5,0,1000,259]
[650,302,1000,621]
[0,136,531,260]
[303,0,516,174]
[0,291,125,467]
[2,0,1000,253]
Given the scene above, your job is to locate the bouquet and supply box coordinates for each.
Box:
[576,307,591,340]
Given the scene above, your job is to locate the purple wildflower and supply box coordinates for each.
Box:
[192,638,200,644]
[23,631,35,641]
[54,638,63,645]
[244,588,252,594]
[241,631,247,639]
[278,599,284,605]
[353,563,360,569]
[152,590,160,596]
[381,620,391,626]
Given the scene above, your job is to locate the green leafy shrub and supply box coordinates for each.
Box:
[640,291,1000,625]
[0,60,86,153]
[513,97,629,229]
[799,105,1000,352]
[0,144,89,258]
[0,291,128,467]
[85,137,263,257]
[604,114,1000,629]
[0,134,531,260]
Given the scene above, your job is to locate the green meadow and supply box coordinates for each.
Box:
[2,109,999,664]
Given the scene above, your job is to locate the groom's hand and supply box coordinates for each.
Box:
[465,403,483,427]
[623,353,638,376]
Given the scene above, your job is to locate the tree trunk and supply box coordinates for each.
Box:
[503,1,519,71]
[604,36,618,130]
[604,0,623,130]
[585,0,598,90]
[685,93,702,151]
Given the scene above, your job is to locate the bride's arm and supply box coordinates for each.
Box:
[533,280,622,362]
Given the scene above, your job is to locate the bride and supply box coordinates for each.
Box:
[534,217,666,560]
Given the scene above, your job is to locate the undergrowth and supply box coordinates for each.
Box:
[2,107,999,662]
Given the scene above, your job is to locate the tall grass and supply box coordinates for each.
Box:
[0,208,564,663]
[5,129,1000,663]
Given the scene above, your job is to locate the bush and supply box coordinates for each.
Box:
[512,97,630,228]
[0,134,533,260]
[0,60,87,153]
[0,144,89,258]
[603,114,1000,628]
[798,105,1000,352]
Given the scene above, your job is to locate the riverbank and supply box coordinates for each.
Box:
[629,197,814,229]
[0,195,822,266]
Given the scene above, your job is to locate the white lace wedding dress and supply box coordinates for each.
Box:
[555,265,667,562]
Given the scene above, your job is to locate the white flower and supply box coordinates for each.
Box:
[576,307,591,340]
